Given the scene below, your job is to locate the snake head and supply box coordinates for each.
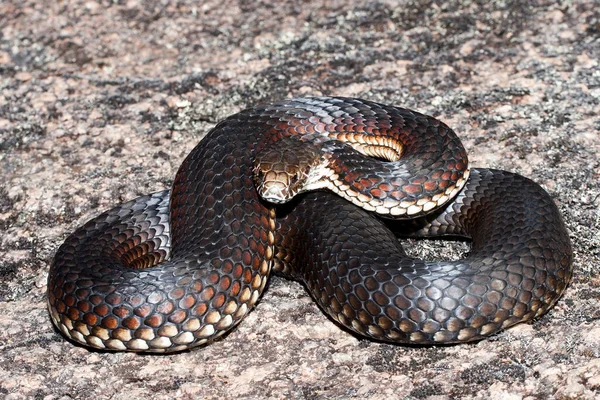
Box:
[253,137,326,204]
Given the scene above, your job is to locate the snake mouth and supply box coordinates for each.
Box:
[256,182,294,204]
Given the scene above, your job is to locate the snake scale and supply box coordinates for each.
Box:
[48,97,573,352]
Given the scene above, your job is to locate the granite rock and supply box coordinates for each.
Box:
[1,0,599,399]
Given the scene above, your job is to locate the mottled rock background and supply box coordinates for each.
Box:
[1,0,599,399]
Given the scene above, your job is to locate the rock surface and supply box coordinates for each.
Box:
[1,0,599,399]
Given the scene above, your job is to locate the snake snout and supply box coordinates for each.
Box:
[253,159,308,204]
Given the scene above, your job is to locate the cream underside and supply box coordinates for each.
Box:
[305,161,471,217]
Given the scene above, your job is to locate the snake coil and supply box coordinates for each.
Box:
[48,97,573,352]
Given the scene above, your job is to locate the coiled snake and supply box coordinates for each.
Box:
[47,97,573,352]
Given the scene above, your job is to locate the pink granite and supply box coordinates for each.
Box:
[1,0,599,398]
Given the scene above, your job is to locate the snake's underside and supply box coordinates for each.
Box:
[47,97,573,352]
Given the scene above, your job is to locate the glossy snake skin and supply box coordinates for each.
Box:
[47,97,573,352]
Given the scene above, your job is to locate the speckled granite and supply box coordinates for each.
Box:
[0,0,599,399]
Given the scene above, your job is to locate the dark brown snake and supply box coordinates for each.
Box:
[47,97,573,352]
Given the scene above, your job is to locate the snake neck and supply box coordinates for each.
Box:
[249,97,470,220]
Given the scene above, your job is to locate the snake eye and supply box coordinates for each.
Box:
[289,172,302,187]
[254,168,265,182]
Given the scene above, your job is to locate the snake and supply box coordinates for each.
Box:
[47,97,573,352]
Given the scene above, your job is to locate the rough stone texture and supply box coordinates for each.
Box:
[0,0,598,399]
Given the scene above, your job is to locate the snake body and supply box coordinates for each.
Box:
[47,97,573,352]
